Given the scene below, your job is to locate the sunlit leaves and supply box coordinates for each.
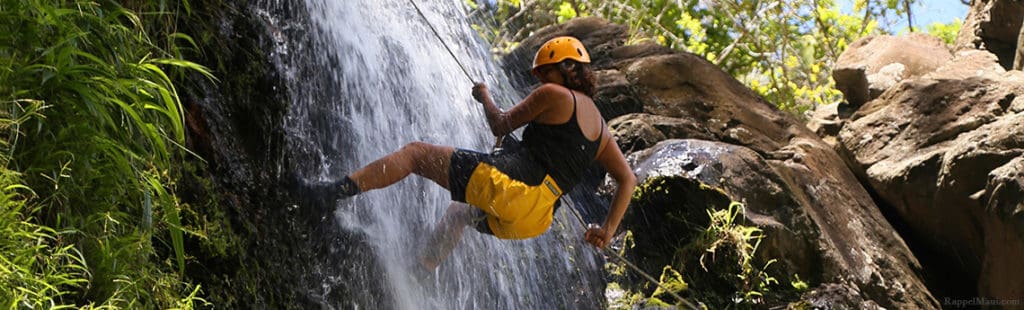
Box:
[926,18,961,45]
[556,2,577,22]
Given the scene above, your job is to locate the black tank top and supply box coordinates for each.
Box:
[521,89,602,192]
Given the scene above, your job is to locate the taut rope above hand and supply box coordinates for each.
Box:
[408,0,475,83]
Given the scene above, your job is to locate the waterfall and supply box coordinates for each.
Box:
[257,0,606,307]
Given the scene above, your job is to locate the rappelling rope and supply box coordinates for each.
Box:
[409,1,698,308]
[563,198,701,310]
[408,0,475,83]
[408,0,518,147]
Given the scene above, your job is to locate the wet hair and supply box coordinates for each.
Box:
[538,60,596,97]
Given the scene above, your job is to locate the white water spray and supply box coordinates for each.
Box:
[264,0,605,308]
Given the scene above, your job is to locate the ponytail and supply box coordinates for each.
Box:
[557,60,596,97]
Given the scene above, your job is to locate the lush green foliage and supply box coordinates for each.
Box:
[606,201,783,307]
[609,177,788,307]
[469,0,964,115]
[1,0,212,307]
[694,201,778,304]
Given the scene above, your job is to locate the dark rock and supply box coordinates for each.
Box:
[621,139,936,309]
[955,0,1024,70]
[177,0,377,307]
[799,283,883,310]
[593,69,643,120]
[833,34,952,107]
[625,140,817,280]
[977,156,1024,299]
[620,153,733,284]
[831,66,870,108]
[838,47,1024,300]
[608,113,713,153]
[805,103,842,146]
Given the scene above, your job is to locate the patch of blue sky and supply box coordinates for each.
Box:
[839,0,969,32]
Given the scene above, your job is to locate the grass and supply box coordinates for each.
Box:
[1,0,214,306]
[693,201,779,305]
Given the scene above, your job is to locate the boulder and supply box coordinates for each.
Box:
[838,48,1024,299]
[978,157,1024,299]
[623,54,792,155]
[514,17,940,309]
[833,33,952,107]
[804,103,853,147]
[622,139,935,308]
[593,69,643,120]
[926,49,1005,81]
[955,0,1024,70]
[607,113,714,153]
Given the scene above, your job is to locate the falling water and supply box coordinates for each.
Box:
[258,0,605,308]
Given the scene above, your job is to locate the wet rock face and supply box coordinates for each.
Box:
[833,33,952,108]
[178,0,376,307]
[956,0,1024,70]
[625,140,822,284]
[838,47,1024,299]
[509,17,938,309]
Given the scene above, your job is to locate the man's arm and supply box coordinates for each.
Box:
[473,83,558,137]
[586,135,636,248]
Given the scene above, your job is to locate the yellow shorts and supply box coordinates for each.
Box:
[449,148,562,239]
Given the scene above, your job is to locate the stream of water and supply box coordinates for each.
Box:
[259,0,606,308]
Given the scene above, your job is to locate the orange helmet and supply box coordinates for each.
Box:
[532,36,591,70]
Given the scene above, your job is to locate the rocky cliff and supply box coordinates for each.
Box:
[503,17,939,308]
[956,0,1024,70]
[825,0,1024,302]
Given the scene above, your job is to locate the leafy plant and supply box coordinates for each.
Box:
[613,179,787,308]
[0,0,213,306]
[694,201,778,305]
[790,273,809,292]
[0,134,89,308]
[648,265,688,305]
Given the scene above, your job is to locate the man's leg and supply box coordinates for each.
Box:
[419,202,479,271]
[349,141,455,192]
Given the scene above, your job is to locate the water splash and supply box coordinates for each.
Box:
[260,0,605,307]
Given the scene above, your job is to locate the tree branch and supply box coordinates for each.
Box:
[858,0,872,35]
[905,0,915,32]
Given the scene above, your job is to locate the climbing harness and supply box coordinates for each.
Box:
[408,0,475,83]
[407,1,699,308]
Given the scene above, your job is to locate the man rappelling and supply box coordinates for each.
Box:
[312,36,636,273]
